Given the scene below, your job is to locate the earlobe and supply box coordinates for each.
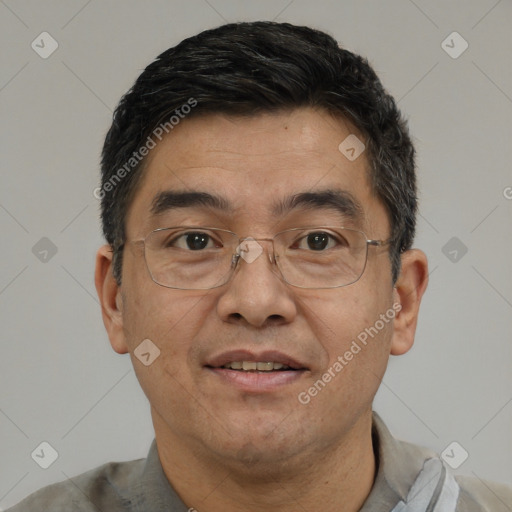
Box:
[390,249,429,356]
[94,245,129,355]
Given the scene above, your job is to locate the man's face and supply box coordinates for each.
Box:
[109,108,402,468]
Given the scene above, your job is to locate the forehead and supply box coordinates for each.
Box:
[125,108,386,236]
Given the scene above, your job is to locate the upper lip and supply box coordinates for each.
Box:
[205,350,309,370]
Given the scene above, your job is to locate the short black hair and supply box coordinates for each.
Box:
[100,21,417,285]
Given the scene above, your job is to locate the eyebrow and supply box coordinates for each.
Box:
[149,188,364,223]
[150,191,232,216]
[273,189,364,223]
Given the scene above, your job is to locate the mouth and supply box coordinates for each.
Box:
[205,349,308,371]
[219,361,298,372]
[204,350,309,392]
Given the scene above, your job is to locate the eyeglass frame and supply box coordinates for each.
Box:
[120,225,393,290]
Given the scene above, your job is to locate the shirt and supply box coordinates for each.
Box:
[7,412,512,511]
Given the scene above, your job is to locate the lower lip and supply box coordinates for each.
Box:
[206,367,306,392]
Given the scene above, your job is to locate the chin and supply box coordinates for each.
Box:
[217,439,309,479]
[201,417,315,474]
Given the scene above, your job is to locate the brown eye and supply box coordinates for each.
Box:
[169,232,218,250]
[295,231,343,251]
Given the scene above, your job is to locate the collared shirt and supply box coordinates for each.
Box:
[7,412,512,511]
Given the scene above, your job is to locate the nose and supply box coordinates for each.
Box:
[216,238,297,328]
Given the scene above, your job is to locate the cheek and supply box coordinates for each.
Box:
[123,245,203,337]
[122,289,215,415]
[301,290,380,342]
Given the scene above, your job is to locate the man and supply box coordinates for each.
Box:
[8,21,511,512]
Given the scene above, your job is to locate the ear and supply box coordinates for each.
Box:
[390,249,429,356]
[94,245,129,354]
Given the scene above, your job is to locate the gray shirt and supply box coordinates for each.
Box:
[7,412,512,511]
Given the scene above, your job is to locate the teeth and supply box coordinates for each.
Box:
[222,361,291,371]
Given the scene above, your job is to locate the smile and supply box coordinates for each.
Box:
[222,361,295,371]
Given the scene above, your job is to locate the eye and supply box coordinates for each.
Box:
[170,231,220,250]
[294,231,347,251]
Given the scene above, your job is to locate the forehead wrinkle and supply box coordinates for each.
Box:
[157,148,340,179]
[203,148,317,157]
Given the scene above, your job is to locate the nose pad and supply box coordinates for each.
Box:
[230,253,240,269]
[227,240,285,289]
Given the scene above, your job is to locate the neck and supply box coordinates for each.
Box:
[154,409,377,512]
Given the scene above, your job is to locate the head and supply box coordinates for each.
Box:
[95,21,428,476]
[99,21,417,286]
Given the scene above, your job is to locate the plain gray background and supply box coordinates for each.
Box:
[1,0,511,509]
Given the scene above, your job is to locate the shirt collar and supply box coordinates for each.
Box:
[129,439,188,511]
[360,411,435,511]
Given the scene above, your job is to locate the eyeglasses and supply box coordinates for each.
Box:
[126,226,391,290]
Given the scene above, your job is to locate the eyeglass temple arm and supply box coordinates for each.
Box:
[367,238,392,247]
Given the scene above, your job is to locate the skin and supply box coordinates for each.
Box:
[95,107,428,512]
